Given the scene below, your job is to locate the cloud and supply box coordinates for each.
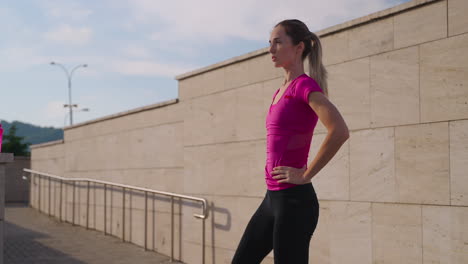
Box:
[38,0,93,21]
[44,24,92,45]
[124,0,403,45]
[109,59,199,77]
[0,47,49,72]
[121,44,152,59]
[43,101,68,127]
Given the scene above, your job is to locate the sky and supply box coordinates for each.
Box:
[1,0,410,128]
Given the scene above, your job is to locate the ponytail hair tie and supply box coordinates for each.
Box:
[309,31,315,47]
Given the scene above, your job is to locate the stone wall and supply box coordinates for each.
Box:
[0,153,14,264]
[29,0,468,263]
[4,156,30,203]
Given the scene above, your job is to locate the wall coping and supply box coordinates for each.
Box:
[62,98,179,131]
[0,153,14,163]
[175,0,440,80]
[30,139,64,149]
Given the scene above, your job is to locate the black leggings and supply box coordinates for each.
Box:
[232,182,319,264]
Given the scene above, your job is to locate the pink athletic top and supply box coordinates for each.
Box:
[265,73,324,191]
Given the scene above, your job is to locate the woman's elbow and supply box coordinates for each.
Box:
[328,122,349,143]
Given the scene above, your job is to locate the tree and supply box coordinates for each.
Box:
[1,124,30,156]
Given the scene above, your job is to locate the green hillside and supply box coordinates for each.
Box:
[0,120,63,150]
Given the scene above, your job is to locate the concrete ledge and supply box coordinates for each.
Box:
[30,139,64,149]
[63,98,179,131]
[175,0,441,80]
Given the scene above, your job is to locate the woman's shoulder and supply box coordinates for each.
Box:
[296,74,318,86]
[294,74,322,92]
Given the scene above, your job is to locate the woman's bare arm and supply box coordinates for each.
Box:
[303,91,349,181]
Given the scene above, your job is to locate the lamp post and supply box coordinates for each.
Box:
[64,108,90,128]
[50,62,88,126]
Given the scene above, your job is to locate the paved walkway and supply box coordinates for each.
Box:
[4,203,183,264]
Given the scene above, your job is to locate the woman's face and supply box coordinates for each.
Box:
[268,25,303,68]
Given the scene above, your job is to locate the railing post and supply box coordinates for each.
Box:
[203,217,206,264]
[72,181,76,226]
[86,181,90,230]
[48,177,51,216]
[122,187,125,242]
[144,191,148,251]
[171,196,174,262]
[60,180,62,222]
[38,175,41,213]
[104,184,107,236]
[28,173,33,208]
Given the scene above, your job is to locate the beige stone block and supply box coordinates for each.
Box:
[202,67,226,95]
[309,200,372,263]
[64,102,182,141]
[33,157,65,176]
[420,33,468,122]
[372,203,422,264]
[321,31,349,66]
[423,205,468,264]
[118,103,184,131]
[65,138,99,171]
[225,59,251,90]
[450,120,468,206]
[179,67,225,101]
[348,17,393,60]
[309,200,331,264]
[179,74,205,101]
[31,142,64,160]
[184,89,237,146]
[350,127,397,202]
[126,168,184,194]
[395,122,450,204]
[31,141,64,176]
[329,201,372,264]
[327,57,371,130]
[235,82,267,141]
[370,46,420,127]
[183,140,266,197]
[394,0,447,49]
[183,99,211,146]
[308,133,349,201]
[448,0,468,36]
[126,122,184,168]
[247,54,283,84]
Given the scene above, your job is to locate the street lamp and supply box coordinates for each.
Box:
[50,62,88,126]
[64,108,90,127]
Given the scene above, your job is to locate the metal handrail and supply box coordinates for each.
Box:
[23,168,208,263]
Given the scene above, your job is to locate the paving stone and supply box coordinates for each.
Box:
[4,203,184,264]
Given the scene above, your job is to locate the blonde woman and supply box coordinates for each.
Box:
[232,19,349,263]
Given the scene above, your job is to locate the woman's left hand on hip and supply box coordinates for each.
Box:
[271,165,310,184]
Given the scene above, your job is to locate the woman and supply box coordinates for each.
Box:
[232,19,349,263]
